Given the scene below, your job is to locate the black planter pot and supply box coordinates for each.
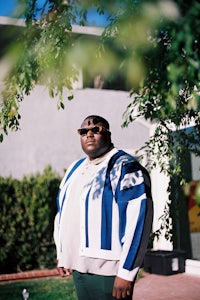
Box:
[143,250,186,276]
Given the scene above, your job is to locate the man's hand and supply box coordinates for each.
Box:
[112,276,133,299]
[56,261,72,277]
[57,266,72,277]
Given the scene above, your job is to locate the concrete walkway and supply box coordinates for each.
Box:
[133,272,200,300]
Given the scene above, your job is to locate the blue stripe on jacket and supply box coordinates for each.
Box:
[85,188,91,247]
[119,184,146,201]
[123,199,146,270]
[117,201,128,244]
[101,150,127,250]
[115,159,147,248]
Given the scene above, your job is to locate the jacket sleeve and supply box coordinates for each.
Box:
[53,166,73,260]
[116,160,153,281]
[53,158,86,260]
[53,212,60,260]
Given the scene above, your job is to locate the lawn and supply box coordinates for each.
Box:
[0,270,143,299]
[0,277,77,300]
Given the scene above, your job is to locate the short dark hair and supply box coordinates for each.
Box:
[83,115,110,130]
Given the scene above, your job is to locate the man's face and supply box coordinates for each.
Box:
[79,118,112,160]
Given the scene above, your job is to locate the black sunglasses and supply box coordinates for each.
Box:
[77,125,108,136]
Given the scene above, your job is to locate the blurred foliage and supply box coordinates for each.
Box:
[0,166,61,274]
[121,1,200,243]
[0,0,200,244]
[1,0,199,140]
[122,1,200,176]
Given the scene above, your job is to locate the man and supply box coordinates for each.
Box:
[54,115,153,300]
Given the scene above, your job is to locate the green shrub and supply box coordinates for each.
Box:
[0,166,61,274]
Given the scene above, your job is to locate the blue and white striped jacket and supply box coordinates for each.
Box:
[55,149,153,281]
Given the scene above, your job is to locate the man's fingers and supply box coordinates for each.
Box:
[113,288,131,299]
[57,267,72,277]
[112,276,133,299]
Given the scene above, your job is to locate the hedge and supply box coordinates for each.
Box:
[0,166,61,274]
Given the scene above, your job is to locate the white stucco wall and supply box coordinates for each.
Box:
[0,85,151,178]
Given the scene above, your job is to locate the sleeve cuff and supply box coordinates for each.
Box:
[117,266,139,281]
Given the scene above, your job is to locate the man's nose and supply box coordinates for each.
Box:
[86,129,94,137]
